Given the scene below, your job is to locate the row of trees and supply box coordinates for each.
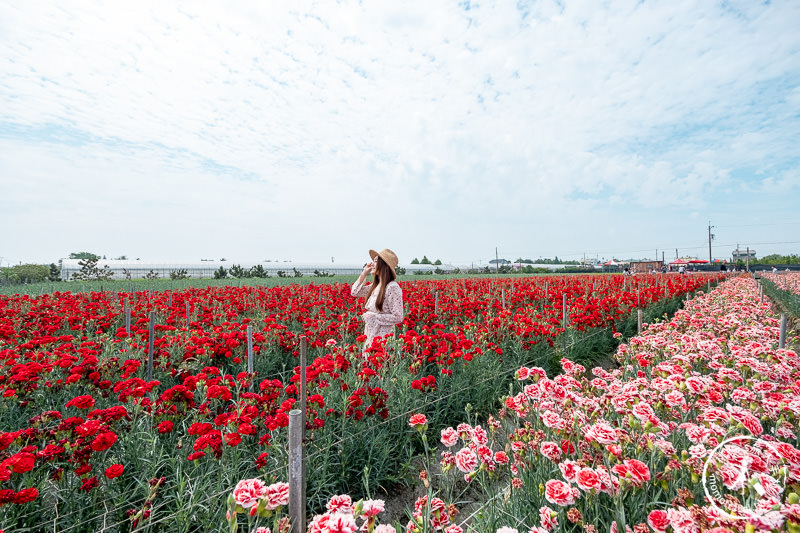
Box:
[759,254,800,265]
[514,257,580,265]
[410,256,442,265]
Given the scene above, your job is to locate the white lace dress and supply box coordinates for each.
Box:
[350,279,404,346]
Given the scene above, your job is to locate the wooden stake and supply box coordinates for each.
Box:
[288,409,306,533]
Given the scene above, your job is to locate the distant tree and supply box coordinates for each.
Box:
[71,258,113,281]
[434,259,442,265]
[229,264,247,278]
[115,255,128,260]
[396,267,406,275]
[276,270,287,278]
[69,252,99,261]
[293,268,303,278]
[420,256,432,265]
[213,266,228,279]
[411,258,420,264]
[48,263,61,282]
[144,270,160,280]
[8,264,49,283]
[170,269,189,280]
[220,258,227,262]
[249,265,269,278]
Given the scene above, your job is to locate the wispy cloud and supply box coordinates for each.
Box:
[1,0,798,264]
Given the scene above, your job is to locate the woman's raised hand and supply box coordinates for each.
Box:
[362,261,376,277]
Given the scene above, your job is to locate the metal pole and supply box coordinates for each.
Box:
[186,300,190,328]
[779,314,787,349]
[247,325,254,391]
[125,301,131,334]
[708,221,714,264]
[147,312,155,381]
[501,288,505,310]
[637,309,643,334]
[288,409,306,533]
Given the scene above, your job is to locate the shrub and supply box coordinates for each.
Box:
[170,269,189,280]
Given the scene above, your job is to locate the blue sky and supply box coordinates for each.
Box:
[1,0,799,267]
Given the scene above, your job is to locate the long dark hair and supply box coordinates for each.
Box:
[366,256,396,311]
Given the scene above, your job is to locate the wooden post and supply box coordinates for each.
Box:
[147,312,155,381]
[185,300,190,328]
[288,409,306,533]
[247,325,254,391]
[779,314,787,349]
[168,293,172,307]
[637,309,643,334]
[125,302,131,334]
[501,289,506,310]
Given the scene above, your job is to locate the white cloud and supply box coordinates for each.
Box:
[1,0,799,264]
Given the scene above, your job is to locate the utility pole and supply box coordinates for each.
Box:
[707,221,715,264]
[746,246,750,272]
[495,247,499,273]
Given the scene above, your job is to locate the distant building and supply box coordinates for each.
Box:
[630,260,663,274]
[731,249,756,262]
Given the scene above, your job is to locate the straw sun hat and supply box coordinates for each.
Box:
[369,249,399,276]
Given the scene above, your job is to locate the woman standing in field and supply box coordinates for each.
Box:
[351,248,404,349]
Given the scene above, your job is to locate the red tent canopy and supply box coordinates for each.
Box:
[669,259,688,265]
[687,259,709,264]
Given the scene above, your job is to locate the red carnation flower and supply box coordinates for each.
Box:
[104,464,124,479]
[90,432,118,452]
[13,487,39,503]
[65,395,96,409]
[4,452,35,474]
